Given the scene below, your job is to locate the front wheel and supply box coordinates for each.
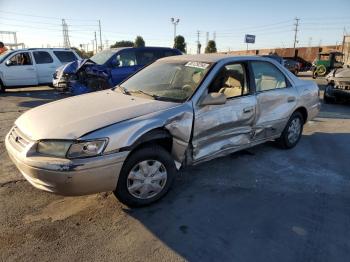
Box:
[114,145,176,207]
[277,112,304,149]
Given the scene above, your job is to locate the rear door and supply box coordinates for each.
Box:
[191,62,257,162]
[250,60,298,140]
[32,51,57,83]
[110,49,138,85]
[3,51,38,86]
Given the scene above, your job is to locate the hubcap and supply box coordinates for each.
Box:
[127,160,167,199]
[287,118,301,144]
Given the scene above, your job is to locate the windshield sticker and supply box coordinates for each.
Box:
[185,61,210,69]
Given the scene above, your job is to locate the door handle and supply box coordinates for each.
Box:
[26,68,35,71]
[287,96,296,103]
[243,107,254,113]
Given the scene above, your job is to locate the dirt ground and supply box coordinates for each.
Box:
[1,77,350,262]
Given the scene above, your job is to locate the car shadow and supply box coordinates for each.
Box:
[122,132,350,261]
[318,100,350,119]
[0,88,70,109]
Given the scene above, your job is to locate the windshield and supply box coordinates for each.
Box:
[90,50,115,65]
[0,50,15,64]
[118,61,212,102]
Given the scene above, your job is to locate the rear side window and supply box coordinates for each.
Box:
[33,51,53,64]
[251,61,287,92]
[53,51,77,63]
[136,50,157,65]
[162,50,181,57]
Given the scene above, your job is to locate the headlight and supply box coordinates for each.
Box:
[67,139,108,159]
[37,140,72,157]
[37,139,108,158]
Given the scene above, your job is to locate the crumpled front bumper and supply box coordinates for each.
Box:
[324,85,350,100]
[5,131,129,196]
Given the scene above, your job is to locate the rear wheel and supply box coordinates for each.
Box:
[0,81,5,93]
[114,145,176,207]
[277,112,304,149]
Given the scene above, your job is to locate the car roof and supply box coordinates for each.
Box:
[109,46,180,53]
[158,54,273,63]
[14,48,76,51]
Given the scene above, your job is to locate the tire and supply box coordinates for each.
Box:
[323,94,334,104]
[0,80,5,93]
[316,65,327,77]
[277,111,304,149]
[114,145,176,207]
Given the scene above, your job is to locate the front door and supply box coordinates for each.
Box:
[192,62,257,162]
[250,61,298,140]
[3,52,38,86]
[111,49,140,85]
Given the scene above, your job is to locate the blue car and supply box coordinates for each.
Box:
[53,47,182,95]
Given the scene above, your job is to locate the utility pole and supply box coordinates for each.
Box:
[293,17,300,57]
[94,32,98,53]
[91,39,95,54]
[213,31,216,42]
[206,32,209,46]
[62,19,71,48]
[308,37,312,47]
[98,20,103,51]
[196,30,201,54]
[170,17,180,43]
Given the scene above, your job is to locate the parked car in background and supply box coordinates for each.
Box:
[283,58,301,75]
[324,66,350,103]
[53,46,182,95]
[6,54,320,206]
[312,51,344,78]
[0,48,80,92]
[262,54,284,64]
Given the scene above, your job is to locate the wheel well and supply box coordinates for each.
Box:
[295,107,308,123]
[129,128,173,153]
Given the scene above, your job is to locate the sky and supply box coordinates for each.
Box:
[0,0,350,53]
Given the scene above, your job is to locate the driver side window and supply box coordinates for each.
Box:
[115,50,137,67]
[208,63,249,99]
[8,52,32,66]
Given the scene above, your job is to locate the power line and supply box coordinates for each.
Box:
[0,10,97,21]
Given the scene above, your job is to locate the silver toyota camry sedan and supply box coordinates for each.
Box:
[6,54,320,206]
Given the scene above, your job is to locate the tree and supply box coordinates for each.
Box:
[71,47,93,58]
[205,40,217,53]
[134,36,145,47]
[173,35,186,53]
[110,40,134,48]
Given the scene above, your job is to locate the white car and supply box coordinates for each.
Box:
[0,48,81,92]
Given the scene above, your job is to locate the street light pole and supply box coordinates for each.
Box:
[170,17,180,42]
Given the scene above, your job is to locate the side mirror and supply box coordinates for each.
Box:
[5,60,13,66]
[111,59,120,68]
[200,92,227,106]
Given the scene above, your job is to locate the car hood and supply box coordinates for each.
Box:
[60,59,97,74]
[15,90,179,140]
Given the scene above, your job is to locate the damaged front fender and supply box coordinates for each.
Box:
[80,102,194,167]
